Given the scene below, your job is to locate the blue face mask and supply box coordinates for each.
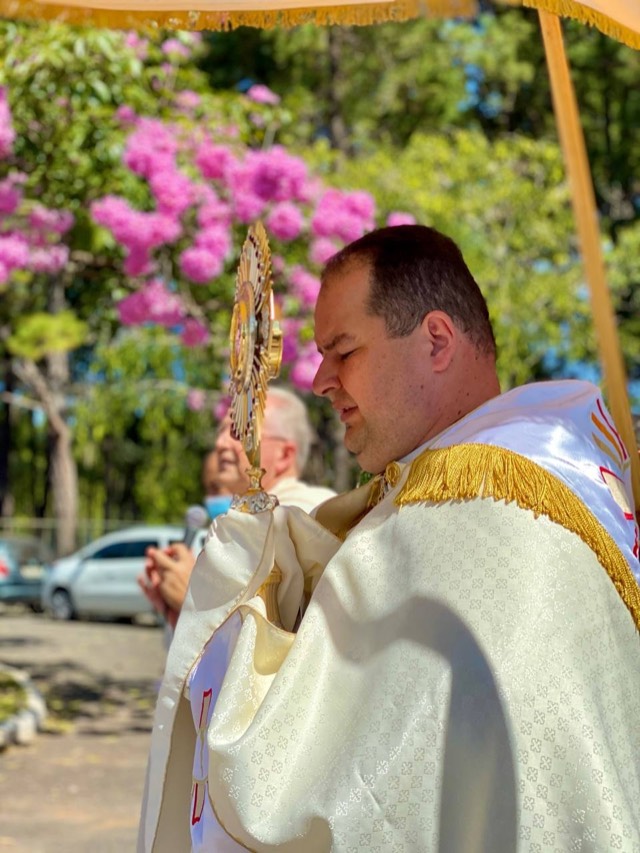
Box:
[204,495,233,520]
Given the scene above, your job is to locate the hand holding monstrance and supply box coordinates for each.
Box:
[228,222,283,514]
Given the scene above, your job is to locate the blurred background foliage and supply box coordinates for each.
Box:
[0,7,639,551]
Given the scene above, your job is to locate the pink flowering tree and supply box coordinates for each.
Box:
[0,23,219,549]
[1,20,417,539]
[90,98,415,406]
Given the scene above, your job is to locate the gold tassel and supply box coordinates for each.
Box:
[0,0,476,32]
[397,443,640,631]
[523,0,640,50]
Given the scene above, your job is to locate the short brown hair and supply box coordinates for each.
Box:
[322,225,496,357]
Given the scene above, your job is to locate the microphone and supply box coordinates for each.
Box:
[183,505,210,548]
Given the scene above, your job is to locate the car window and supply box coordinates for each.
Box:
[91,540,159,560]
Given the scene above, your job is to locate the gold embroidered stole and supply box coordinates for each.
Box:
[397,443,640,631]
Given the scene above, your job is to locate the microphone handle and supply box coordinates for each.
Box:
[182,527,200,548]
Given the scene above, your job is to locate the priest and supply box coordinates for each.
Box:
[139,224,640,852]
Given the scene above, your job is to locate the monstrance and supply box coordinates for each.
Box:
[228,221,283,514]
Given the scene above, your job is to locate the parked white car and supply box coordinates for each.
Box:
[41,525,208,621]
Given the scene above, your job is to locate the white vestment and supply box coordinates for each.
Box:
[139,381,640,852]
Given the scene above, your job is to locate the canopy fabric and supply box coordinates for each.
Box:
[524,1,640,49]
[0,0,476,31]
[0,0,637,43]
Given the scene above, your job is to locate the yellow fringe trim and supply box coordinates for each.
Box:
[0,0,476,32]
[397,443,640,631]
[523,0,640,50]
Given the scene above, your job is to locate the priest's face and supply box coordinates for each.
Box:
[313,261,441,474]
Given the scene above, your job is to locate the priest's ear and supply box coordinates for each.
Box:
[420,311,457,372]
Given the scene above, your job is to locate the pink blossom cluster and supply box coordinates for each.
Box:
[196,188,232,229]
[117,279,209,348]
[117,278,184,327]
[91,195,181,276]
[91,90,418,394]
[0,167,74,283]
[0,227,71,281]
[91,195,181,249]
[123,119,178,180]
[123,31,149,60]
[29,204,74,235]
[280,317,303,365]
[387,211,416,227]
[0,88,15,160]
[216,146,308,226]
[288,265,320,308]
[29,245,70,274]
[309,238,338,266]
[196,141,237,182]
[161,38,191,59]
[149,169,197,218]
[246,84,280,106]
[266,202,304,242]
[161,33,201,60]
[181,317,210,347]
[243,146,309,204]
[175,90,201,112]
[290,342,322,393]
[179,245,224,283]
[0,233,29,284]
[115,105,138,126]
[213,395,231,421]
[0,175,23,216]
[311,188,375,244]
[186,388,206,411]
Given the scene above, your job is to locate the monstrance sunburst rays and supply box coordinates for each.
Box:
[228,222,282,512]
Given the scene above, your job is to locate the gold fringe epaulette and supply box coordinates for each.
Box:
[397,443,640,631]
[0,0,476,33]
[523,0,640,51]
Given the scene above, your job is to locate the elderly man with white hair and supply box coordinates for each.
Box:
[140,386,335,628]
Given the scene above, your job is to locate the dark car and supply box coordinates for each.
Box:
[0,536,54,609]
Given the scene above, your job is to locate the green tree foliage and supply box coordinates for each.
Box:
[73,329,218,523]
[0,22,213,539]
[609,223,640,387]
[201,10,640,235]
[1,9,638,536]
[7,312,88,361]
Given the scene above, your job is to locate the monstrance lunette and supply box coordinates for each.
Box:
[228,222,283,514]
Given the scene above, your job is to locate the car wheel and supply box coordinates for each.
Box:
[50,588,76,620]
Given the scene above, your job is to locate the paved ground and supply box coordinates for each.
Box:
[0,606,167,852]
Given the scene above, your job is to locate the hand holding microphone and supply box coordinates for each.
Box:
[139,505,209,627]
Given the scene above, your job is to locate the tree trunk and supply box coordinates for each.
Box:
[47,279,78,556]
[13,357,78,557]
[49,419,78,556]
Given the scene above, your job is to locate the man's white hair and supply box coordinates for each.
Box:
[265,386,315,472]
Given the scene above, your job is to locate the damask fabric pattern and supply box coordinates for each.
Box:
[140,486,640,851]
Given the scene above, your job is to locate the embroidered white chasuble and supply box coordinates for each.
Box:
[139,382,640,852]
